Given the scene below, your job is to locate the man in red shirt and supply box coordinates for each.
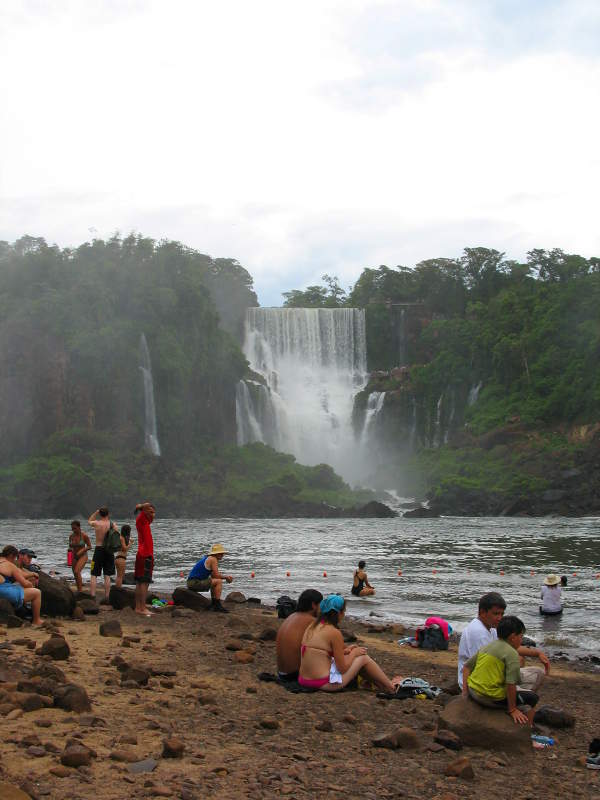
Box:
[134,502,155,617]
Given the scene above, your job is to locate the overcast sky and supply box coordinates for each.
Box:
[1,0,599,305]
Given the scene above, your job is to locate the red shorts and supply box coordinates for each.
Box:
[134,553,154,584]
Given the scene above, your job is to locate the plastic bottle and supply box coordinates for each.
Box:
[531,734,555,746]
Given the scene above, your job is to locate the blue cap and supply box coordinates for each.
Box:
[320,594,345,614]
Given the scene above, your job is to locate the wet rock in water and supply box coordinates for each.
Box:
[260,718,280,730]
[38,572,76,617]
[224,591,247,604]
[99,619,122,638]
[162,737,185,758]
[120,666,150,686]
[403,506,439,519]
[444,757,474,779]
[172,587,211,611]
[372,727,420,750]
[247,597,261,604]
[233,651,254,664]
[0,782,32,799]
[438,696,531,754]
[533,705,575,729]
[259,628,277,641]
[52,683,92,713]
[434,730,463,750]
[128,758,158,774]
[38,636,70,661]
[108,586,136,610]
[60,744,93,767]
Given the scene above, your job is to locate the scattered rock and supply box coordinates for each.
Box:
[52,683,92,713]
[0,782,32,799]
[260,718,280,730]
[26,745,47,757]
[224,591,247,604]
[110,749,141,763]
[30,662,66,684]
[162,737,185,758]
[434,729,463,751]
[444,757,474,780]
[39,636,70,661]
[438,696,532,754]
[61,744,92,767]
[315,720,333,732]
[533,706,575,729]
[49,766,72,778]
[77,599,100,615]
[372,727,419,750]
[233,651,254,664]
[121,666,150,686]
[259,628,277,641]
[108,586,136,610]
[99,620,122,638]
[225,639,245,651]
[342,713,358,725]
[127,758,158,774]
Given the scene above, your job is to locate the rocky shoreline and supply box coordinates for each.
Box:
[1,578,600,799]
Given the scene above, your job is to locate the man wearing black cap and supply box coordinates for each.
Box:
[17,549,40,584]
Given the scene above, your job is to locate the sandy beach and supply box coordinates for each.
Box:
[1,588,599,800]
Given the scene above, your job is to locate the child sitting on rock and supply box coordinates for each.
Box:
[462,615,538,726]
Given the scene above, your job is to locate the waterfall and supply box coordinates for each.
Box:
[139,334,160,456]
[238,307,367,480]
[432,393,443,447]
[398,307,407,366]
[409,398,417,451]
[361,391,386,443]
[468,381,483,406]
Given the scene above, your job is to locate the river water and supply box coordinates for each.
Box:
[2,516,598,653]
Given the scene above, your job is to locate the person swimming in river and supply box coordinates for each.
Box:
[351,560,375,597]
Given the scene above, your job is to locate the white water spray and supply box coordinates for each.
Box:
[139,333,161,457]
[238,307,367,480]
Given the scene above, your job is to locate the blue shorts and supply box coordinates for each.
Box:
[0,581,25,608]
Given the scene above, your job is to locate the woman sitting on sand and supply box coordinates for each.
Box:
[69,521,91,593]
[298,594,402,693]
[540,574,563,615]
[351,560,375,597]
[115,524,132,588]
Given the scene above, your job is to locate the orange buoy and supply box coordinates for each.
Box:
[596,573,600,579]
[179,571,184,577]
[250,571,255,578]
[323,571,327,577]
[397,569,402,576]
[500,570,505,576]
[530,570,535,576]
[432,569,437,574]
[573,572,577,577]
[286,571,290,577]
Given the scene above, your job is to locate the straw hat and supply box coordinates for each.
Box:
[544,574,560,586]
[209,543,226,556]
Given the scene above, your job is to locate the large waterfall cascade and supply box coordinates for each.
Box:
[139,333,161,457]
[237,307,367,480]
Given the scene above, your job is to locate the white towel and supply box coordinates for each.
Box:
[329,658,343,684]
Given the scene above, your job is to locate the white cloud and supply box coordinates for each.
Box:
[1,0,599,304]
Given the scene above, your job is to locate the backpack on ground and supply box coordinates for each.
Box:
[105,523,122,554]
[417,624,448,651]
[276,595,297,619]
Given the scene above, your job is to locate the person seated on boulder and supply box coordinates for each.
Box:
[298,594,402,693]
[0,545,43,626]
[458,592,549,694]
[186,544,232,613]
[17,549,40,582]
[462,615,539,725]
[276,589,323,681]
[351,560,375,597]
[69,522,92,593]
[540,574,563,615]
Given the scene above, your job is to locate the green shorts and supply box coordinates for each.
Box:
[187,577,212,593]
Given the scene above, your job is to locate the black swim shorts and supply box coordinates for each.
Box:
[90,546,115,577]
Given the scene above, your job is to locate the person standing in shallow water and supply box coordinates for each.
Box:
[134,502,155,617]
[351,560,375,597]
[69,521,91,592]
[88,506,115,600]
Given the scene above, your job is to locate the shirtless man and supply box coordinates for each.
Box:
[88,506,115,600]
[187,544,232,613]
[0,545,42,626]
[276,589,323,681]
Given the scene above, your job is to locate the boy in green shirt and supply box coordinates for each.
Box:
[462,615,539,725]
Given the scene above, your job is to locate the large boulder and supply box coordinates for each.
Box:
[53,683,92,713]
[38,572,76,617]
[438,696,532,755]
[172,587,211,611]
[0,598,23,627]
[352,501,397,518]
[109,586,136,610]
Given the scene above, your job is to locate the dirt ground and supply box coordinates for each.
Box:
[0,592,599,800]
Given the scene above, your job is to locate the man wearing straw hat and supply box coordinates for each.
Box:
[187,544,233,613]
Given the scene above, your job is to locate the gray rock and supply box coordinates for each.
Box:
[38,572,76,617]
[108,586,136,610]
[372,727,419,750]
[172,587,211,611]
[52,683,92,713]
[533,705,575,729]
[438,695,532,754]
[39,636,70,661]
[127,758,158,774]
[224,591,247,604]
[434,729,463,750]
[99,619,122,638]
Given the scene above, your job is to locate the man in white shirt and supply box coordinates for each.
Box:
[457,592,550,692]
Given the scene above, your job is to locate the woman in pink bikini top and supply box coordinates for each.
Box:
[298,594,403,693]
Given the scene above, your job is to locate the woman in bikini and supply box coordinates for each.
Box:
[69,520,92,593]
[351,560,375,597]
[298,594,402,692]
[0,545,43,625]
[115,524,132,588]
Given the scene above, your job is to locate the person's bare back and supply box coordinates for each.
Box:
[276,612,315,677]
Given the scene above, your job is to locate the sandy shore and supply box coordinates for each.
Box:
[1,588,599,800]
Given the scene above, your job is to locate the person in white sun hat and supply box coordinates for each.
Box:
[540,573,563,616]
[187,544,233,613]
